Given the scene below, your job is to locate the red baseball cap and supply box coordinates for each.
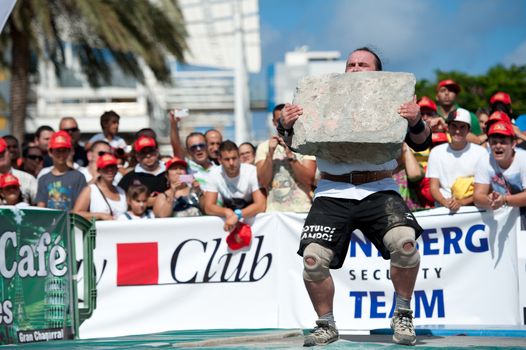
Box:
[48,130,72,150]
[488,122,514,137]
[432,132,448,144]
[0,173,20,188]
[417,96,437,112]
[165,156,188,170]
[96,153,119,169]
[226,223,252,251]
[486,111,511,129]
[0,138,6,153]
[437,79,461,94]
[134,136,157,152]
[490,92,512,105]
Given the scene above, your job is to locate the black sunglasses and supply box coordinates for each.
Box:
[188,143,206,152]
[138,148,157,156]
[98,151,113,157]
[27,155,43,161]
[62,127,79,133]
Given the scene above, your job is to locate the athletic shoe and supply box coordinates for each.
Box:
[303,319,339,346]
[390,308,416,346]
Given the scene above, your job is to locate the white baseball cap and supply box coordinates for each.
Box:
[446,108,471,126]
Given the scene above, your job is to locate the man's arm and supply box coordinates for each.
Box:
[203,191,238,231]
[429,177,459,210]
[468,133,485,145]
[505,191,526,207]
[400,96,432,151]
[399,143,424,182]
[277,103,303,148]
[203,191,233,218]
[72,186,113,221]
[288,156,317,190]
[473,183,492,209]
[169,112,186,159]
[239,188,267,218]
[429,177,446,207]
[256,138,279,189]
[153,191,174,218]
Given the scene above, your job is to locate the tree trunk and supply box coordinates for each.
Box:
[9,21,30,144]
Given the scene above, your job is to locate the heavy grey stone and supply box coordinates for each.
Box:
[291,71,416,164]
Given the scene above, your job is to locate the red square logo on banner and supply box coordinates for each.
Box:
[117,242,159,286]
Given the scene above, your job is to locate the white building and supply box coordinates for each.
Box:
[269,47,346,108]
[25,0,261,146]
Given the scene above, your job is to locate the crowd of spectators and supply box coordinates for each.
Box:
[1,81,525,230]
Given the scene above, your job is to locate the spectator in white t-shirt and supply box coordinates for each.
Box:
[426,108,486,211]
[202,140,266,231]
[474,121,526,228]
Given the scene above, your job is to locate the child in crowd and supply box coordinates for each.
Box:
[118,183,155,220]
[36,131,86,210]
[0,173,29,207]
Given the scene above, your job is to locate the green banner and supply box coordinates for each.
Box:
[0,208,75,345]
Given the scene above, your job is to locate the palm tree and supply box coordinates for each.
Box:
[0,0,188,142]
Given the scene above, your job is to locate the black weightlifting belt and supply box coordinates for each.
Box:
[320,170,393,185]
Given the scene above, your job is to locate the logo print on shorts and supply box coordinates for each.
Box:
[301,225,336,241]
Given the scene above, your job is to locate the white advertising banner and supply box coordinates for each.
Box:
[79,207,523,339]
[277,207,521,330]
[79,215,278,338]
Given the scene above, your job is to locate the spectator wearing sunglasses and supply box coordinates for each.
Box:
[0,138,38,204]
[168,111,217,187]
[118,136,168,207]
[21,145,44,178]
[59,116,88,167]
[79,140,122,185]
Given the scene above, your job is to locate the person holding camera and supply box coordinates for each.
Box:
[256,104,317,212]
[153,156,203,218]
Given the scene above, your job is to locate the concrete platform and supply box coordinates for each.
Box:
[5,328,526,349]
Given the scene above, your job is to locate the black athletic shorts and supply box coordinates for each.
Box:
[297,191,423,269]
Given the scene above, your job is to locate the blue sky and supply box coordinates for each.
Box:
[258,0,526,81]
